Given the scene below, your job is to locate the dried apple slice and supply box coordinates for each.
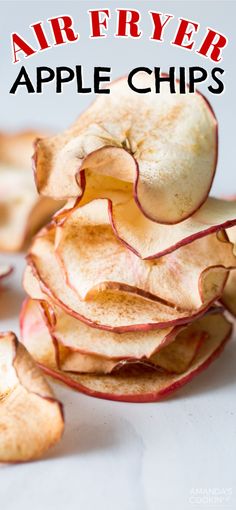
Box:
[0,131,43,169]
[221,225,236,315]
[0,130,64,252]
[60,329,203,375]
[150,328,205,374]
[20,301,117,374]
[0,331,64,462]
[34,73,217,225]
[20,298,218,378]
[54,195,236,260]
[20,298,181,360]
[24,232,225,332]
[20,299,58,369]
[55,199,236,311]
[21,311,232,402]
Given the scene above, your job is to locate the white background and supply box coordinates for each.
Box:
[0,2,236,510]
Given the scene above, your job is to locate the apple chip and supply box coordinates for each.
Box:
[34,73,217,225]
[20,298,182,360]
[54,196,236,260]
[20,298,222,377]
[20,299,58,369]
[150,328,205,374]
[25,234,225,332]
[20,301,118,374]
[220,225,236,315]
[20,310,232,402]
[0,131,64,252]
[0,332,64,462]
[54,199,236,311]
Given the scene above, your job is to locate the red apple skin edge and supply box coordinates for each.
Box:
[35,327,231,403]
[52,189,236,262]
[32,80,218,227]
[26,255,229,333]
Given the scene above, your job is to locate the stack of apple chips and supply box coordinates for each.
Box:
[20,74,236,402]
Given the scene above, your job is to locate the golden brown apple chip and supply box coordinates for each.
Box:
[0,331,64,462]
[54,200,236,311]
[22,212,234,331]
[20,298,204,375]
[20,298,180,361]
[0,131,64,252]
[20,304,232,402]
[53,196,236,260]
[34,73,217,225]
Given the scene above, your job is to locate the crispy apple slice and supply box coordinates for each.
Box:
[24,233,225,332]
[150,328,205,374]
[24,252,200,332]
[54,196,236,260]
[21,310,232,402]
[0,131,64,252]
[20,298,181,360]
[0,131,43,169]
[34,73,217,225]
[0,331,64,462]
[20,298,217,377]
[20,301,118,374]
[20,299,58,369]
[54,199,236,311]
[59,328,203,375]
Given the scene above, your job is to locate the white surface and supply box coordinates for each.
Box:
[0,252,236,510]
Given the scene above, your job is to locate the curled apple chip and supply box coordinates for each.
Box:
[24,232,228,332]
[20,298,182,360]
[0,331,64,462]
[54,196,236,260]
[0,131,64,252]
[111,196,236,259]
[55,199,236,311]
[35,73,217,225]
[20,306,232,402]
[20,297,218,377]
[20,301,118,374]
